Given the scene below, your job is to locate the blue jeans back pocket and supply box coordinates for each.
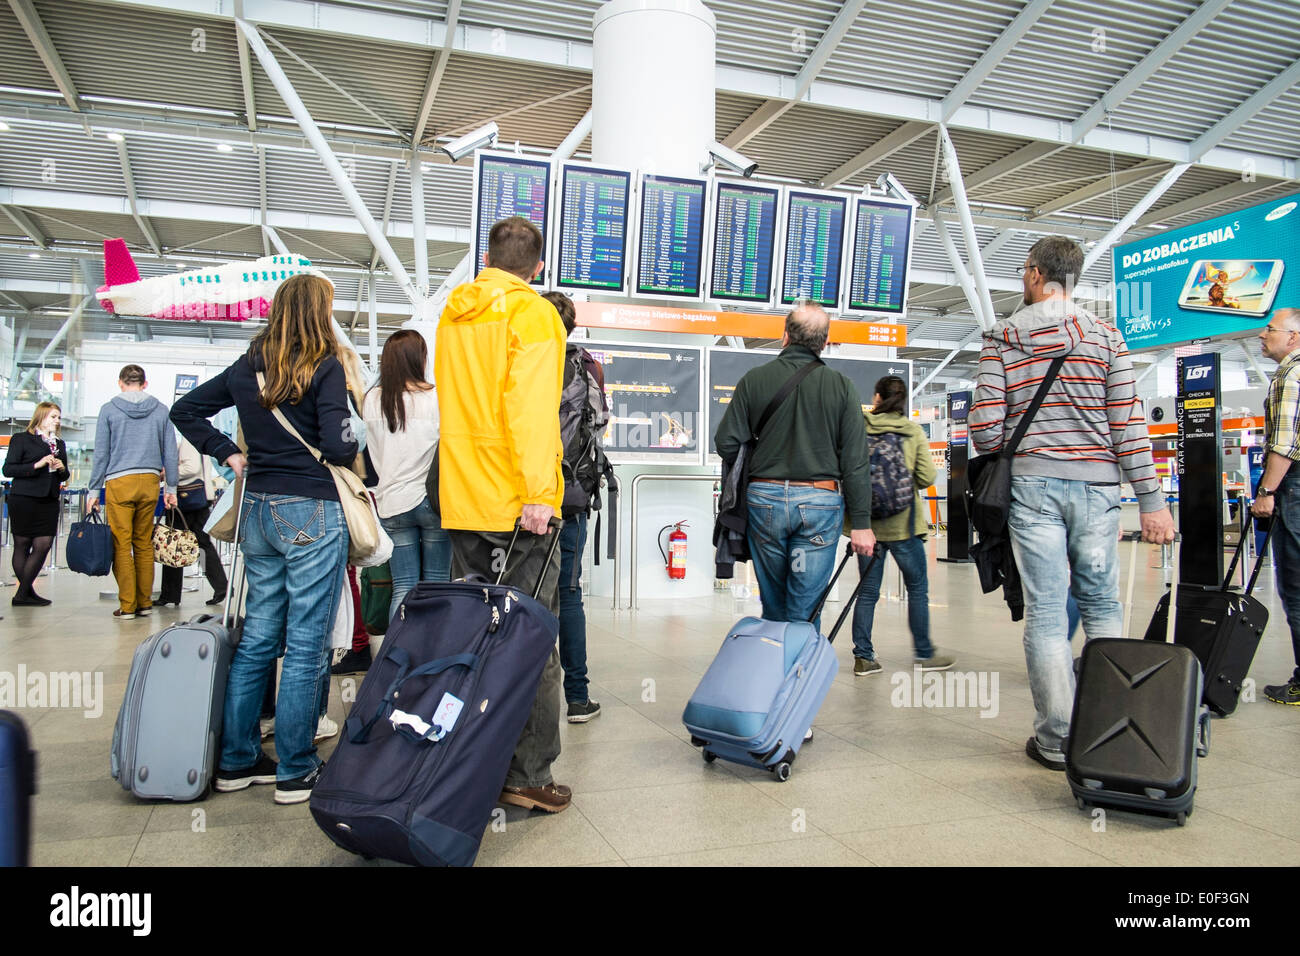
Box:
[269,497,325,546]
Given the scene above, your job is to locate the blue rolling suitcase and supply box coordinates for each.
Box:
[0,710,37,866]
[310,526,562,867]
[683,544,871,781]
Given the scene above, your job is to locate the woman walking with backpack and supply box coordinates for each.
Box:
[851,375,955,676]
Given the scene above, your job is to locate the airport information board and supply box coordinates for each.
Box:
[554,162,631,293]
[780,189,847,307]
[709,181,779,305]
[585,341,703,464]
[706,348,912,458]
[473,152,550,287]
[636,174,707,299]
[846,196,914,316]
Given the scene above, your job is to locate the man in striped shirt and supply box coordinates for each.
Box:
[1251,307,1300,706]
[971,236,1175,771]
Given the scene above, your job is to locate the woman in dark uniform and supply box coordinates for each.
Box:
[3,401,69,606]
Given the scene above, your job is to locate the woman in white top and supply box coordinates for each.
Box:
[362,329,449,626]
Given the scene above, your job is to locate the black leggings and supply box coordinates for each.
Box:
[12,535,53,597]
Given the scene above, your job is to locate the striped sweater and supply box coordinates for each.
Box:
[969,298,1164,513]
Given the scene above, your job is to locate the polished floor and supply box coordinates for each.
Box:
[3,537,1298,867]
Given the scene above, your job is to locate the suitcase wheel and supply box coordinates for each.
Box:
[1175,811,1187,827]
[702,750,717,764]
[1075,797,1087,811]
[773,762,791,782]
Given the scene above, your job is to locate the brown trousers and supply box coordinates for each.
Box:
[105,473,161,613]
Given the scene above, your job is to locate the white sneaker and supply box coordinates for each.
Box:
[260,717,275,740]
[315,714,340,741]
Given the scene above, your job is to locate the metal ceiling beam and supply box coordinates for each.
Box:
[7,0,81,112]
[819,121,931,188]
[911,327,984,397]
[1081,164,1191,276]
[930,141,1063,207]
[113,139,164,257]
[940,0,1054,123]
[1189,57,1300,160]
[233,0,258,132]
[13,292,96,392]
[1071,0,1232,141]
[1031,162,1170,217]
[1132,179,1275,230]
[70,0,1299,181]
[368,164,400,276]
[411,0,461,147]
[722,0,867,149]
[1,205,49,249]
[938,126,997,330]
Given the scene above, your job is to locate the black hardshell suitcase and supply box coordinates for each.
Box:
[0,710,37,866]
[1142,514,1273,716]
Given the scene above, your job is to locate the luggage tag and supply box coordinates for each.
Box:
[389,692,465,743]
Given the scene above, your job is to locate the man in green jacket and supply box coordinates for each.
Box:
[715,302,875,626]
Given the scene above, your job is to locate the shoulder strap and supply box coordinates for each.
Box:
[1002,355,1066,459]
[255,370,325,462]
[754,358,824,441]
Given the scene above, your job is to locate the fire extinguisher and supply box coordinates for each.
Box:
[658,521,688,580]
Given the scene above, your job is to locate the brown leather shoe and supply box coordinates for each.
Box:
[499,782,573,813]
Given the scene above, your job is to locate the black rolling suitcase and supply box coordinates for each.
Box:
[1068,544,1210,826]
[1142,514,1274,716]
[0,711,36,866]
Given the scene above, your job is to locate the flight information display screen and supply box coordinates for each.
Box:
[554,162,631,292]
[780,189,847,307]
[636,174,706,299]
[846,197,914,315]
[709,181,779,305]
[473,152,551,287]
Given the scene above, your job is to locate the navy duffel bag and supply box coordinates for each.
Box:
[66,510,113,576]
[311,528,561,867]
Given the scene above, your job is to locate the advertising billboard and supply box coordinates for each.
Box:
[1112,193,1299,351]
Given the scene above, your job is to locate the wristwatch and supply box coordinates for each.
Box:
[1257,487,1275,498]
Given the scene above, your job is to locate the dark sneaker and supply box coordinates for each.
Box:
[1025,737,1066,772]
[205,592,227,606]
[275,762,325,805]
[215,753,279,792]
[331,646,372,676]
[566,699,601,723]
[499,782,572,813]
[915,653,955,671]
[854,658,882,677]
[113,609,136,620]
[1263,680,1300,705]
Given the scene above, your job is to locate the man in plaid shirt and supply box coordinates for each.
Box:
[1251,307,1300,706]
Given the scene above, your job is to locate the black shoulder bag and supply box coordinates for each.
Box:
[966,355,1066,539]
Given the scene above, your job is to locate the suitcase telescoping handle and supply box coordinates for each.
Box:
[1222,510,1276,597]
[221,471,249,630]
[811,541,879,645]
[498,517,565,601]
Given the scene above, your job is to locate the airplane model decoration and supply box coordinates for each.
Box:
[96,238,332,320]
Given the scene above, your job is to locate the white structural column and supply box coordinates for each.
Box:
[911,327,985,398]
[1081,163,1191,276]
[409,155,429,300]
[937,125,996,330]
[928,211,984,328]
[593,0,715,175]
[236,18,418,307]
[367,269,379,373]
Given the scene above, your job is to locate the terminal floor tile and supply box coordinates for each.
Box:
[4,538,1299,867]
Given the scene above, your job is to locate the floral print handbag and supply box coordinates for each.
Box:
[153,508,200,568]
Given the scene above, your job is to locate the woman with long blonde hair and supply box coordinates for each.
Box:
[172,273,357,805]
[3,401,69,606]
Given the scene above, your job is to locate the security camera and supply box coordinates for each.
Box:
[438,122,500,162]
[702,141,758,178]
[875,172,917,206]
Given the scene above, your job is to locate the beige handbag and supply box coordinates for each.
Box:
[257,372,390,566]
[208,423,247,543]
[153,509,200,568]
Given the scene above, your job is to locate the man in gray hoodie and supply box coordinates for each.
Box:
[88,364,179,620]
[970,237,1175,771]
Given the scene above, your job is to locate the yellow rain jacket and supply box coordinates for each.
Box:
[434,268,566,531]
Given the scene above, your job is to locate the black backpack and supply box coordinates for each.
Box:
[559,343,613,517]
[868,431,914,519]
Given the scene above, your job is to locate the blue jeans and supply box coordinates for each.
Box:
[1008,476,1122,756]
[851,536,933,661]
[746,483,844,627]
[381,495,451,625]
[222,493,348,781]
[558,513,590,704]
[1270,475,1300,683]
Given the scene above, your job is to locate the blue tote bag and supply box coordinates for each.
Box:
[67,510,113,576]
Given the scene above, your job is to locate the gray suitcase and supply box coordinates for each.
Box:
[110,488,247,801]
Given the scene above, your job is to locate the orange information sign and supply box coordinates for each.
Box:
[573,302,905,347]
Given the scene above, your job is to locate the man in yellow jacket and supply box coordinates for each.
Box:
[435,215,571,814]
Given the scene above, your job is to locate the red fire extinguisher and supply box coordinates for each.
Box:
[658,521,688,580]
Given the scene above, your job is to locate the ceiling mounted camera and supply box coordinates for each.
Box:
[702,141,758,178]
[438,122,500,162]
